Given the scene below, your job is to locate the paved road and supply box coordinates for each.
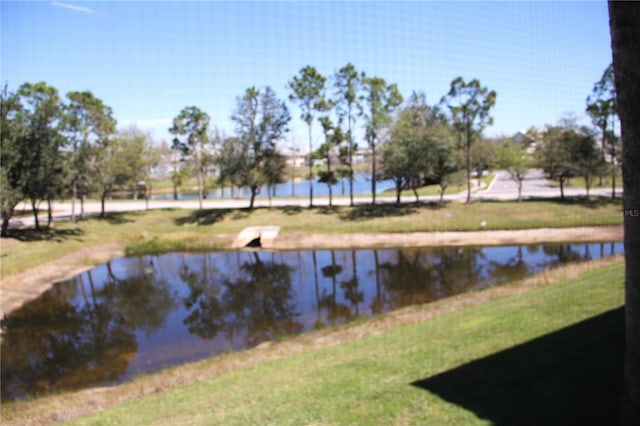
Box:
[9,169,621,228]
[481,169,551,197]
[476,168,620,200]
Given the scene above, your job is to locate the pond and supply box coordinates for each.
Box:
[151,173,395,200]
[0,242,622,400]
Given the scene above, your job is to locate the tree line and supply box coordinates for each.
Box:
[171,61,616,209]
[1,63,618,237]
[1,83,161,237]
[169,66,498,210]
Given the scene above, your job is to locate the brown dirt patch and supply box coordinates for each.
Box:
[1,243,124,318]
[273,226,623,250]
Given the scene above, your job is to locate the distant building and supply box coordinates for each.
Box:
[285,154,306,168]
[513,130,538,155]
[151,150,182,180]
[353,147,372,164]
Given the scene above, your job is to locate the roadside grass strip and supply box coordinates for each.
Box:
[2,199,623,277]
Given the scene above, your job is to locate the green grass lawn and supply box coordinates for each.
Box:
[1,198,623,278]
[546,175,623,191]
[399,173,494,198]
[64,260,624,425]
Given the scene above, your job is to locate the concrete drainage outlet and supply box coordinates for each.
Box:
[231,226,280,249]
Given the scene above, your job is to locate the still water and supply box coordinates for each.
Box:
[151,173,395,200]
[1,242,622,400]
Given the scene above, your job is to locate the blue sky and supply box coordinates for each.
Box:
[2,1,613,150]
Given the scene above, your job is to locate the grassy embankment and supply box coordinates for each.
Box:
[1,198,623,278]
[5,256,621,425]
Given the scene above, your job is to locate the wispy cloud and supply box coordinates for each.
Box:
[51,2,96,15]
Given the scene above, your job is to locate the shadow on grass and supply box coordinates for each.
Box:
[7,227,85,243]
[280,206,304,216]
[98,211,136,225]
[174,208,255,226]
[470,196,623,211]
[412,307,624,425]
[174,209,234,226]
[337,203,426,221]
[524,196,622,209]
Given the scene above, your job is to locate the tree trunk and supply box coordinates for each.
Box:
[371,139,377,205]
[290,167,295,197]
[100,191,107,218]
[71,182,77,223]
[196,166,203,210]
[308,124,314,208]
[81,194,86,220]
[327,157,333,208]
[31,199,40,230]
[439,184,447,205]
[517,179,523,202]
[47,198,53,228]
[249,186,258,210]
[612,117,618,199]
[600,123,607,187]
[395,179,402,205]
[1,216,9,238]
[348,106,354,207]
[559,176,566,201]
[466,124,472,204]
[609,2,640,424]
[0,202,16,237]
[349,160,354,206]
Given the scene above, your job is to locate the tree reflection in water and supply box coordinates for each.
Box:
[221,252,302,347]
[340,250,363,317]
[1,258,175,400]
[180,254,225,339]
[178,251,302,346]
[378,247,484,310]
[0,242,623,400]
[318,250,351,326]
[488,246,530,284]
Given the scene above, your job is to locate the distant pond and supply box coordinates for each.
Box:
[150,173,395,200]
[0,242,623,400]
